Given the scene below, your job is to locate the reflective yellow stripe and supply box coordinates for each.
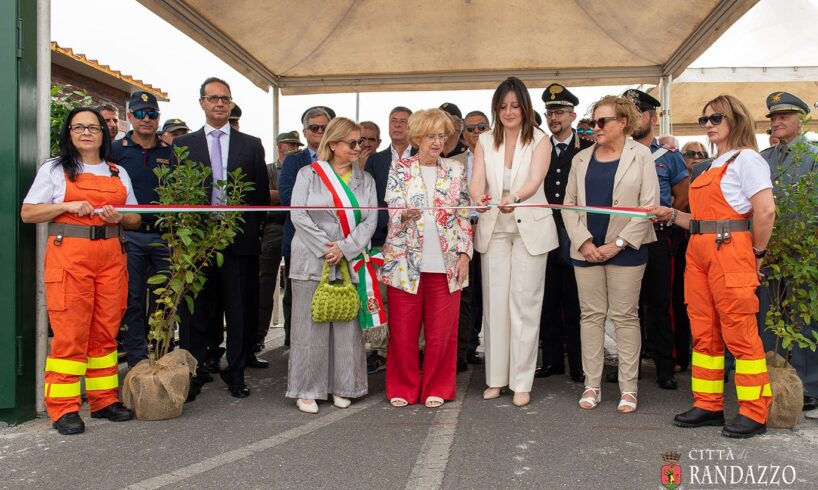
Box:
[85,374,118,391]
[691,352,725,370]
[762,383,772,397]
[87,350,118,369]
[45,357,87,376]
[736,384,763,401]
[46,381,81,398]
[735,358,767,375]
[691,378,724,394]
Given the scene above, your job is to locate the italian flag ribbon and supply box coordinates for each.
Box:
[311,161,386,330]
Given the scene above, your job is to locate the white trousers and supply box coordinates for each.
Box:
[481,231,548,392]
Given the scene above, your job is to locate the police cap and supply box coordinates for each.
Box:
[439,102,463,119]
[128,91,159,112]
[622,89,661,112]
[542,83,579,108]
[765,91,811,118]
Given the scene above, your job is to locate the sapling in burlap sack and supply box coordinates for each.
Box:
[122,146,252,420]
[762,125,818,429]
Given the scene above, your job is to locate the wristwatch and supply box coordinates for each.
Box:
[752,246,767,258]
[513,193,521,204]
[615,238,626,250]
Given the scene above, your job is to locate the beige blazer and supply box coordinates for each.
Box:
[563,139,658,261]
[473,128,558,256]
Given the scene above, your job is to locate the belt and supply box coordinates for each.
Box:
[689,219,750,235]
[134,221,160,233]
[48,222,123,242]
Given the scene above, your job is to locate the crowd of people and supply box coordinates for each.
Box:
[22,74,817,440]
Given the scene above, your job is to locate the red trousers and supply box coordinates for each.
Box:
[385,273,461,404]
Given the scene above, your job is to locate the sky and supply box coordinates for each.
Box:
[51,0,818,156]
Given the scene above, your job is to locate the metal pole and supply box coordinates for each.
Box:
[35,0,51,414]
[355,92,360,122]
[271,84,279,144]
[659,74,672,135]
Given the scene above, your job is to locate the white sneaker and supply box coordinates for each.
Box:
[333,395,351,409]
[296,399,318,414]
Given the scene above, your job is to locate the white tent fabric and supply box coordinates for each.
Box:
[137,0,756,95]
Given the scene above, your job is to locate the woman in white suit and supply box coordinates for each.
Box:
[563,95,658,413]
[470,77,558,407]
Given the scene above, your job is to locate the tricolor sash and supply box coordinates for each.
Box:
[312,161,386,330]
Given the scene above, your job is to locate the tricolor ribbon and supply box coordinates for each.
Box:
[105,203,654,220]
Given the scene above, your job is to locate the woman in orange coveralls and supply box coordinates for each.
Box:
[21,107,141,435]
[651,95,776,439]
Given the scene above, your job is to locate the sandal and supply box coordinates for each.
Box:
[390,397,408,407]
[483,387,503,400]
[617,392,637,413]
[425,396,444,408]
[578,386,601,409]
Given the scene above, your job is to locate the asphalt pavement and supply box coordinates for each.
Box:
[2,327,817,490]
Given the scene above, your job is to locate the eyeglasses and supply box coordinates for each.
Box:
[69,124,103,134]
[545,109,572,118]
[464,123,490,133]
[576,128,594,135]
[683,151,708,159]
[425,133,448,142]
[698,113,725,127]
[361,136,379,143]
[588,117,621,129]
[306,124,327,133]
[201,95,232,104]
[132,110,159,120]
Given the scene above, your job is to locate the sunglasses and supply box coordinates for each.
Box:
[698,113,725,127]
[464,123,490,133]
[307,124,327,133]
[339,138,366,150]
[589,117,621,129]
[683,151,707,159]
[576,128,594,135]
[69,124,103,134]
[132,110,159,120]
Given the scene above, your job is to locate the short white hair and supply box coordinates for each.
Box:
[658,134,679,148]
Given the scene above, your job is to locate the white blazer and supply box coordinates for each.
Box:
[473,128,558,256]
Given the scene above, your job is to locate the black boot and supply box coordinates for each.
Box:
[673,406,724,428]
[53,412,85,435]
[722,414,766,439]
[90,402,134,422]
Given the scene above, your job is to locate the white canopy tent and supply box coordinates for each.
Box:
[138,0,758,134]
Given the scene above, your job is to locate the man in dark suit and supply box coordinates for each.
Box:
[278,106,333,347]
[172,77,269,400]
[536,84,592,382]
[363,106,415,372]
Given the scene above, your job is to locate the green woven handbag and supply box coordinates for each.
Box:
[311,259,360,323]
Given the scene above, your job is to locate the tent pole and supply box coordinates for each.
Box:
[355,92,360,122]
[659,74,672,135]
[271,84,279,143]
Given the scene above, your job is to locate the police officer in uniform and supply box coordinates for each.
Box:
[615,89,689,390]
[535,83,592,381]
[110,91,172,367]
[759,91,818,412]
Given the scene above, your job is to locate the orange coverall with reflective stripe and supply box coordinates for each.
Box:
[43,163,128,422]
[685,152,771,424]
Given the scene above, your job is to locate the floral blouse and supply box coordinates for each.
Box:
[379,155,473,294]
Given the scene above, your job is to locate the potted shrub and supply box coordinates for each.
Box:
[122,146,252,420]
[762,125,818,429]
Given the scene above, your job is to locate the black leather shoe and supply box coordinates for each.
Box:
[247,354,269,369]
[657,377,678,390]
[204,357,221,374]
[673,406,725,428]
[53,412,85,435]
[227,383,251,398]
[91,402,134,422]
[535,365,565,378]
[466,350,483,365]
[186,381,202,403]
[570,372,585,383]
[803,395,818,411]
[195,371,214,384]
[722,414,766,438]
[457,360,468,373]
